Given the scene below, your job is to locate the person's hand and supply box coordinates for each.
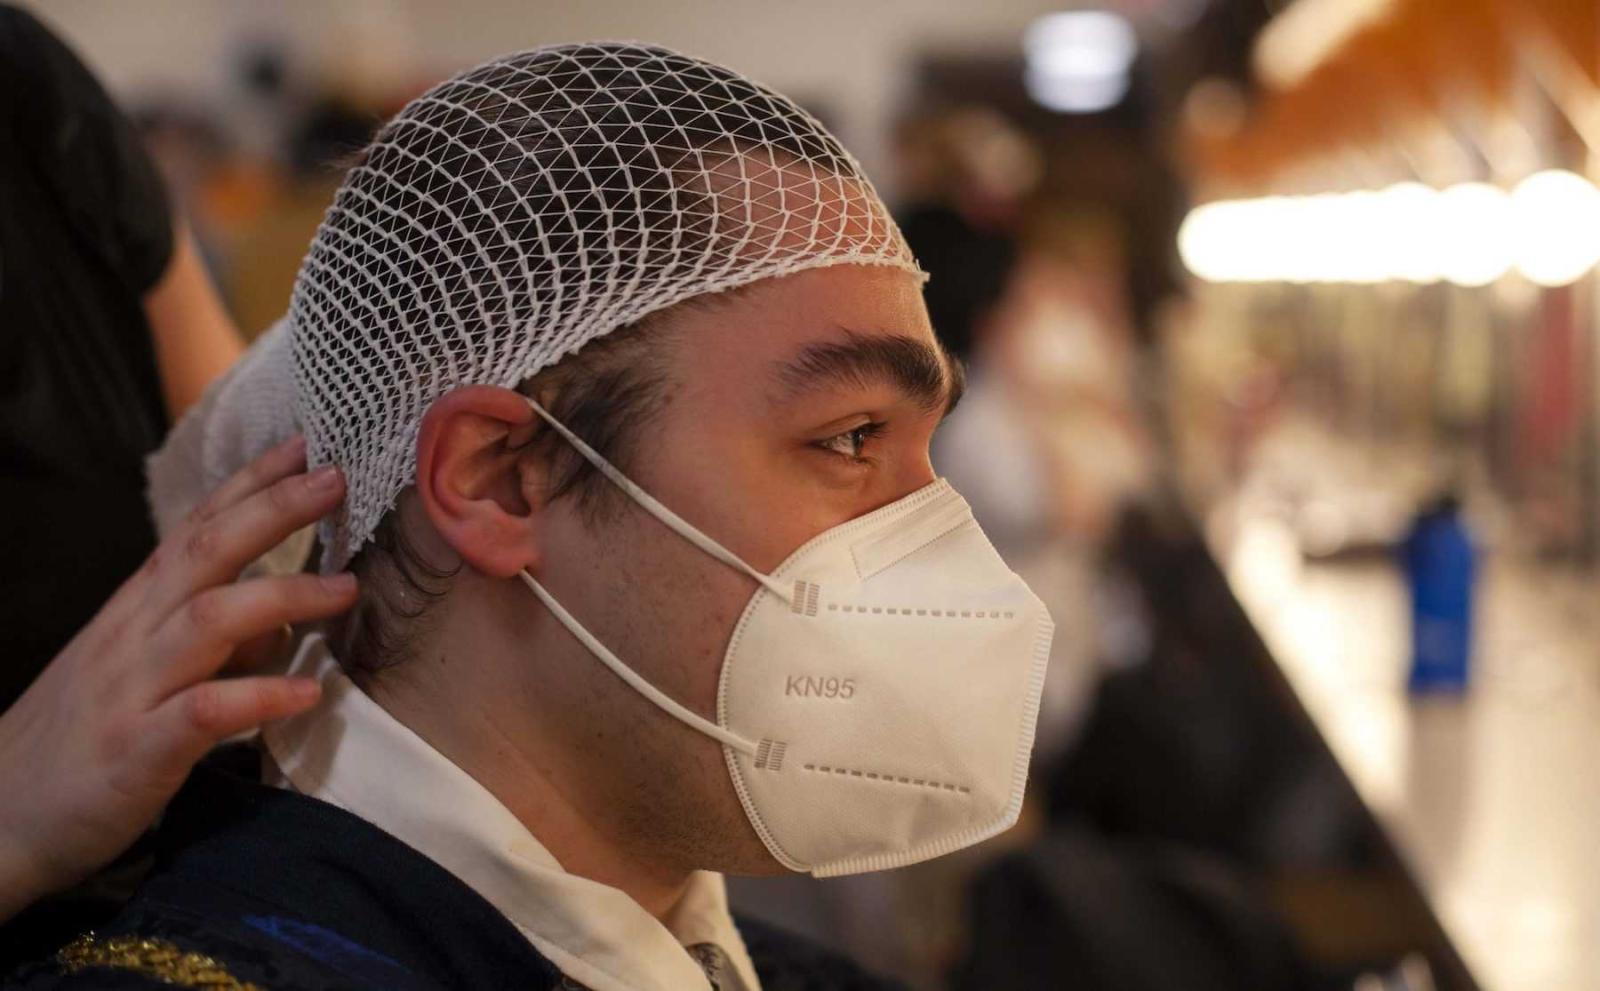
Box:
[0,435,355,921]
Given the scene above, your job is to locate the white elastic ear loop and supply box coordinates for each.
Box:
[518,570,759,756]
[525,397,793,603]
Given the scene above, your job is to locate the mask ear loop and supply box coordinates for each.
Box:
[525,398,794,604]
[518,570,759,756]
[518,397,771,756]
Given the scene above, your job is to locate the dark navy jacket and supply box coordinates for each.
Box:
[4,761,904,991]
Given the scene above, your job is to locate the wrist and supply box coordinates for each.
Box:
[0,802,53,923]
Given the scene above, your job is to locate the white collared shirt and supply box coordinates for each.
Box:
[261,633,761,991]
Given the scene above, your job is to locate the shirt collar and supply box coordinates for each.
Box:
[261,633,761,991]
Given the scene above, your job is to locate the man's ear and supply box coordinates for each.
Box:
[414,385,544,578]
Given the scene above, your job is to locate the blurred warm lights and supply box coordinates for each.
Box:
[1434,183,1515,288]
[1253,0,1395,90]
[1510,170,1600,287]
[1023,11,1138,114]
[1178,171,1600,287]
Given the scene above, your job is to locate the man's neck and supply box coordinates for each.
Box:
[365,663,695,920]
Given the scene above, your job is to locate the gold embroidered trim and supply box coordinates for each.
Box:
[56,933,264,990]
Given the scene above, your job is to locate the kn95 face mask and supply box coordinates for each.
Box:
[517,397,1053,877]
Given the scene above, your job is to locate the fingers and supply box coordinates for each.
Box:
[100,436,320,633]
[143,463,346,624]
[227,625,294,674]
[190,434,308,521]
[146,573,358,701]
[140,676,322,784]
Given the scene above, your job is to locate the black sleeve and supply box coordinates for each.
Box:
[736,916,910,991]
[0,4,174,294]
[3,942,169,991]
[3,966,170,990]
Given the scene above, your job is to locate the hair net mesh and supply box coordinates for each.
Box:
[289,42,923,571]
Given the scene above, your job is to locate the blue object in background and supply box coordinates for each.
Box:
[1400,496,1476,692]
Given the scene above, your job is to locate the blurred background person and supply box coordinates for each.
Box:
[895,107,1034,366]
[0,4,243,713]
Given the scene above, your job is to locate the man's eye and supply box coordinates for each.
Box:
[816,422,886,461]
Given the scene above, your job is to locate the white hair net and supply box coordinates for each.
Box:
[147,42,923,573]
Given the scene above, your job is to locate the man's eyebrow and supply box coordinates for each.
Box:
[772,329,965,417]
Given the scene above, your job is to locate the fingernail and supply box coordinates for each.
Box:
[307,465,342,491]
[323,572,358,595]
[291,679,321,702]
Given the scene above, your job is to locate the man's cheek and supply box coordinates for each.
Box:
[693,579,761,714]
[630,542,753,716]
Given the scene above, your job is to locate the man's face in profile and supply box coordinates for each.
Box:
[396,263,961,879]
